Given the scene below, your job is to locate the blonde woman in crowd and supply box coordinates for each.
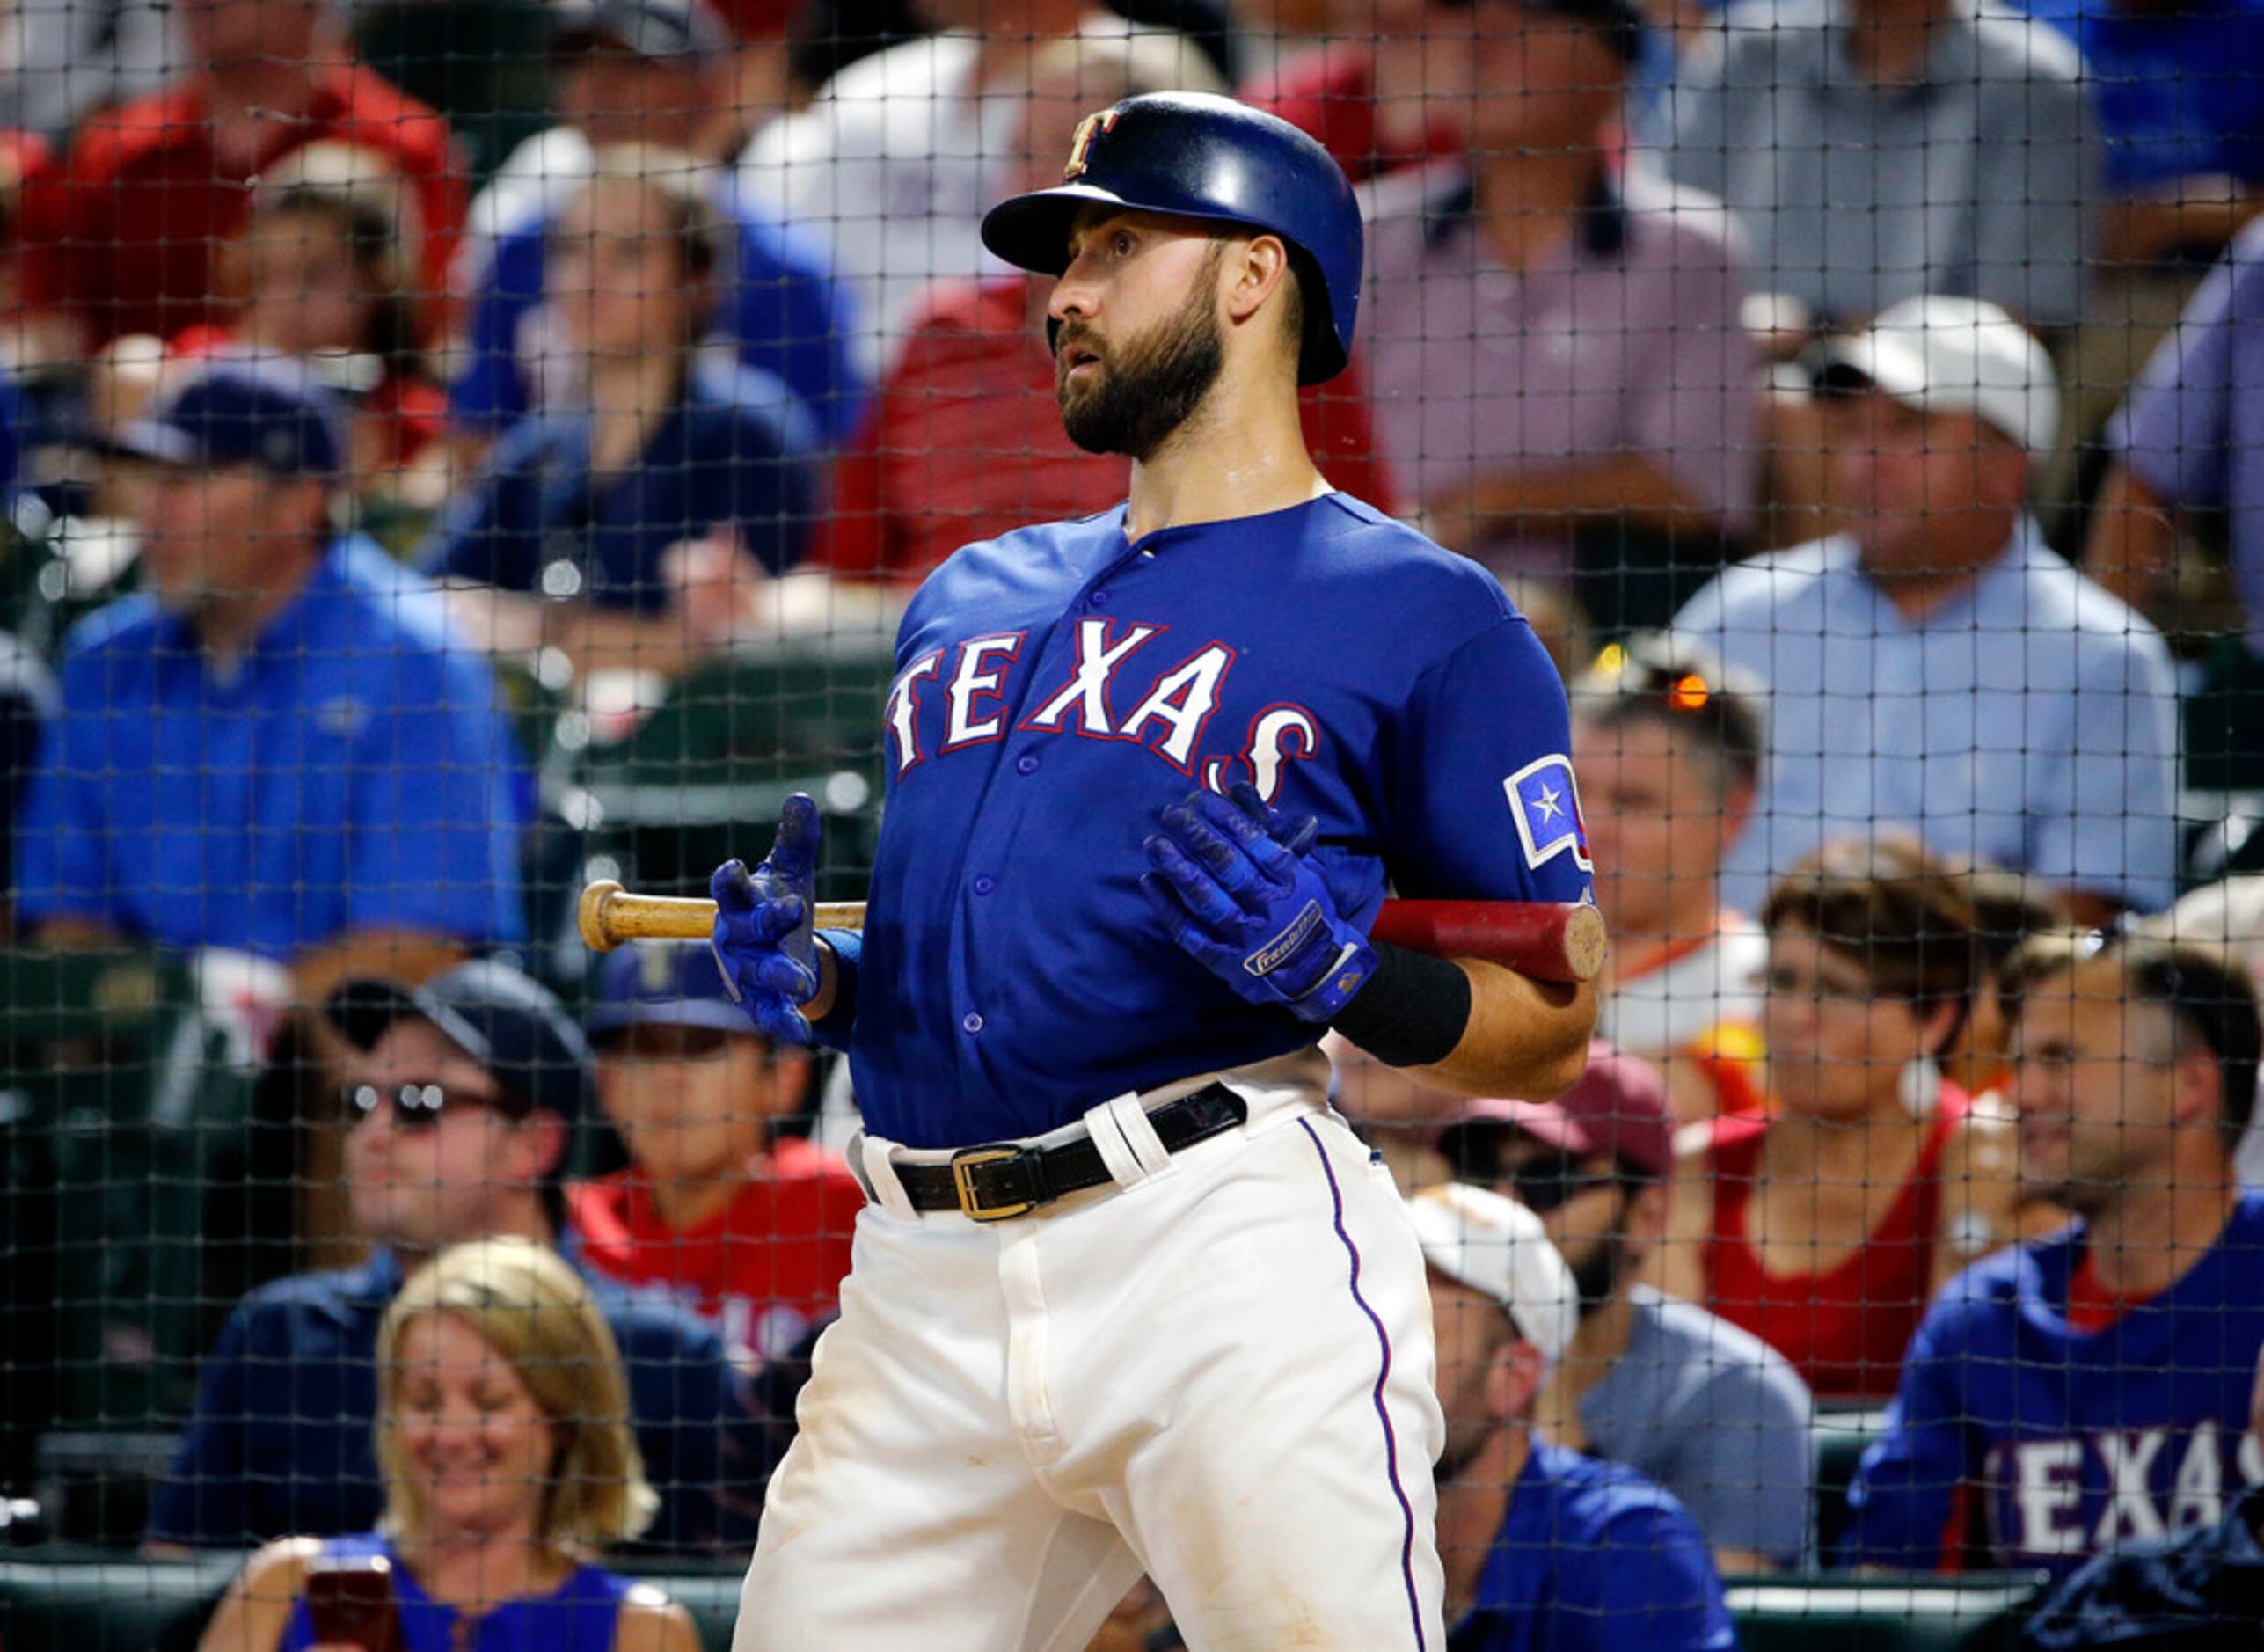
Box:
[200,1237,698,1652]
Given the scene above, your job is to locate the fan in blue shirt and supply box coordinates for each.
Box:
[16,360,529,959]
[1411,1181,1738,1652]
[1844,932,2264,1577]
[422,152,820,676]
[447,0,865,447]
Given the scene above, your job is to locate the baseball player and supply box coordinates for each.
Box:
[712,92,1599,1650]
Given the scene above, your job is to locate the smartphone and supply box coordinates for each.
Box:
[302,1554,404,1652]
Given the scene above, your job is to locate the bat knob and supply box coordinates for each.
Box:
[578,880,626,954]
[1564,903,1609,983]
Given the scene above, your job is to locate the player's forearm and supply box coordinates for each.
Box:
[1406,961,1596,1100]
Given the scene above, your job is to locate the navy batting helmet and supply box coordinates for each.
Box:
[980,91,1362,386]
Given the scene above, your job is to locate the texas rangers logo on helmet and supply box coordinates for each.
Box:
[1505,754,1592,872]
[1063,107,1122,179]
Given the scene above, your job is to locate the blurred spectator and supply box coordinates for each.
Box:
[1359,0,1756,612]
[1437,1043,1815,1573]
[196,1237,700,1652]
[737,0,1219,373]
[1658,839,2026,1401]
[2087,217,2264,647]
[1573,636,1769,1120]
[422,147,820,679]
[1651,0,2096,334]
[1244,0,1465,182]
[1675,297,2180,923]
[1231,0,1334,81]
[15,361,527,984]
[0,0,178,139]
[13,0,464,357]
[817,33,1393,584]
[133,142,447,514]
[2016,1344,2264,1648]
[451,0,865,451]
[146,959,766,1556]
[1413,1181,1738,1649]
[571,939,862,1360]
[1843,932,2264,1575]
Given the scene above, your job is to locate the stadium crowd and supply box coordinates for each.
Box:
[1,0,2263,1646]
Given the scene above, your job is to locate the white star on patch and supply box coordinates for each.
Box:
[1533,784,1563,822]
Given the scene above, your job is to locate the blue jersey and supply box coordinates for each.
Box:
[16,536,529,955]
[1843,1192,2264,1576]
[1451,1440,1738,1652]
[842,493,1593,1148]
[280,1532,632,1652]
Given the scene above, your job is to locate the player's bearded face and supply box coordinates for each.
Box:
[1054,253,1225,462]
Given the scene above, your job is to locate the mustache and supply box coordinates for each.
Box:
[1052,321,1106,364]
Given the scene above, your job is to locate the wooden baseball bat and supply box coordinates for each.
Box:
[577,881,1608,983]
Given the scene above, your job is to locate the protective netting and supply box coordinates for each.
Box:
[0,1,2261,1648]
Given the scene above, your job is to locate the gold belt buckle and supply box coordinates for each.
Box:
[950,1146,1036,1223]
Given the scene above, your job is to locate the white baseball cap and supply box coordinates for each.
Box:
[1812,294,2059,455]
[1406,1182,1579,1373]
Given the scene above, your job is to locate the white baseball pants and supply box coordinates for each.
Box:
[731,1056,1447,1652]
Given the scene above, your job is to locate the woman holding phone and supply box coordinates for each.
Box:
[200,1238,699,1652]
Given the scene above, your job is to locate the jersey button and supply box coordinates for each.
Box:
[973,875,996,895]
[960,1012,985,1035]
[1090,588,1111,607]
[1016,754,1041,775]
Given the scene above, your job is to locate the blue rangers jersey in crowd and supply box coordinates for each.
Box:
[1843,1192,2264,1576]
[840,492,1594,1149]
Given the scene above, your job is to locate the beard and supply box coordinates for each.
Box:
[1055,281,1225,462]
[1567,1226,1627,1319]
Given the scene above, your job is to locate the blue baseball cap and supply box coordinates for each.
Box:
[101,358,347,479]
[587,939,756,1042]
[325,957,594,1127]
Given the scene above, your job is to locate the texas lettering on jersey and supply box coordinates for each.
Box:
[885,618,1323,802]
[1985,1423,2264,1560]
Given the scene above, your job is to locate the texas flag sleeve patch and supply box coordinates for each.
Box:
[1504,753,1593,872]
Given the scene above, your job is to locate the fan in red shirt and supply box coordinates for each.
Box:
[15,0,464,355]
[569,940,864,1363]
[1656,838,2033,1401]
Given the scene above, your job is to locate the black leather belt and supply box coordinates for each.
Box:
[893,1082,1248,1222]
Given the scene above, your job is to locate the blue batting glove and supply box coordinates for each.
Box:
[1139,781,1374,1022]
[710,793,822,1047]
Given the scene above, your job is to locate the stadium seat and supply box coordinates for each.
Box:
[562,639,895,905]
[0,951,252,1537]
[1813,1405,1892,1562]
[1725,1575,2049,1652]
[0,1558,2054,1652]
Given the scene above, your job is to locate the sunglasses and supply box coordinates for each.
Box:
[1504,1154,1625,1216]
[342,1082,512,1130]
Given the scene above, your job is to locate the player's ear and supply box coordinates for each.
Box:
[1220,232,1290,330]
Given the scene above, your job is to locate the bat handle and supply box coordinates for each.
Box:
[578,881,865,952]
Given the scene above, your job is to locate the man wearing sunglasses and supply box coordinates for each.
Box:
[143,957,767,1558]
[1439,1041,1815,1573]
[570,939,864,1361]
